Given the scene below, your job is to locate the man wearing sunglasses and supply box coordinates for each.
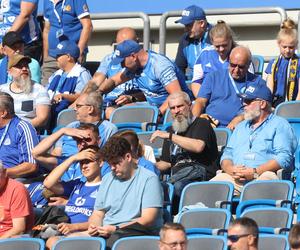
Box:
[211,82,297,194]
[193,46,265,130]
[228,217,258,250]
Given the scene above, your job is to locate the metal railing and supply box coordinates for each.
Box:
[90,12,150,50]
[159,7,287,55]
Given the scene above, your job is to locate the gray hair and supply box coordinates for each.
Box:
[167,91,191,105]
[84,92,103,112]
[0,92,15,116]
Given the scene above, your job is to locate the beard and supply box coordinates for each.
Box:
[172,113,192,133]
[244,106,261,121]
[15,74,32,94]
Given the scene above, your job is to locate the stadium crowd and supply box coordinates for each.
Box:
[0,1,300,249]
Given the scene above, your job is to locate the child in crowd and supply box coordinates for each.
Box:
[191,20,237,97]
[265,18,300,107]
[43,145,102,242]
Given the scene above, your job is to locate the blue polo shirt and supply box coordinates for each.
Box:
[43,0,90,57]
[1,0,40,44]
[97,52,140,107]
[0,116,38,168]
[125,50,193,107]
[198,69,266,127]
[192,46,229,84]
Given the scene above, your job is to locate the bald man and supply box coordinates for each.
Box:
[192,46,266,130]
[85,27,144,119]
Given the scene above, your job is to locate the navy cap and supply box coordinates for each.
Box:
[239,83,273,103]
[54,40,80,60]
[175,5,206,25]
[111,40,141,65]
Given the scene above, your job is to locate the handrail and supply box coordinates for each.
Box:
[159,7,287,55]
[90,12,150,50]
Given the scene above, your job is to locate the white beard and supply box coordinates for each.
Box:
[172,113,192,133]
[15,75,32,94]
[244,106,261,121]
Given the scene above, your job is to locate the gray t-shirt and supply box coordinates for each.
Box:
[94,166,163,231]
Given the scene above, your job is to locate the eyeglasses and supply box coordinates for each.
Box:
[243,98,262,105]
[160,240,187,248]
[229,62,247,70]
[75,104,91,109]
[228,234,250,242]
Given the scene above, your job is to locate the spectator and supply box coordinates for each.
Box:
[0,92,39,179]
[191,20,237,97]
[44,145,102,249]
[42,0,93,86]
[227,217,259,250]
[0,54,50,129]
[0,0,41,62]
[159,223,187,250]
[32,93,116,179]
[175,5,212,79]
[193,46,265,129]
[211,83,297,194]
[94,39,193,116]
[0,31,41,84]
[47,40,91,129]
[265,18,300,107]
[78,136,163,249]
[289,223,300,250]
[85,27,144,119]
[0,165,34,238]
[118,130,160,175]
[150,91,218,212]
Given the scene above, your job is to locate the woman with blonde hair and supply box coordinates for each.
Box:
[265,18,300,107]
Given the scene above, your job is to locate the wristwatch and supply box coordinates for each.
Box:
[253,168,259,179]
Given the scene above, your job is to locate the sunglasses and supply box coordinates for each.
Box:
[230,62,247,70]
[228,234,250,242]
[243,98,262,105]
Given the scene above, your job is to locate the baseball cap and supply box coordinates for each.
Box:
[175,5,206,25]
[8,54,31,69]
[238,83,273,103]
[54,40,80,60]
[111,40,141,65]
[2,31,24,47]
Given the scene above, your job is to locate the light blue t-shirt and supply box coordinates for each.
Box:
[192,46,229,84]
[198,69,266,127]
[221,113,297,173]
[94,166,163,231]
[125,50,193,107]
[97,52,139,107]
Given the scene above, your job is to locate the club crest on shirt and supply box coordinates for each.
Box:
[64,5,71,12]
[83,4,89,12]
[3,137,11,145]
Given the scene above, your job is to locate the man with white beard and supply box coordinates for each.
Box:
[211,83,297,194]
[150,91,218,212]
[0,54,50,129]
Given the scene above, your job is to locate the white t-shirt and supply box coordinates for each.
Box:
[0,83,50,121]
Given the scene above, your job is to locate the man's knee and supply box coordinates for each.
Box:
[257,171,279,180]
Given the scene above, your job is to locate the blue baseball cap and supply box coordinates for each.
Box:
[54,40,80,60]
[238,83,273,103]
[111,40,142,65]
[175,5,206,25]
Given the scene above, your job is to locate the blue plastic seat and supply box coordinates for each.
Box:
[112,236,159,250]
[0,238,45,250]
[187,235,227,250]
[52,237,106,250]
